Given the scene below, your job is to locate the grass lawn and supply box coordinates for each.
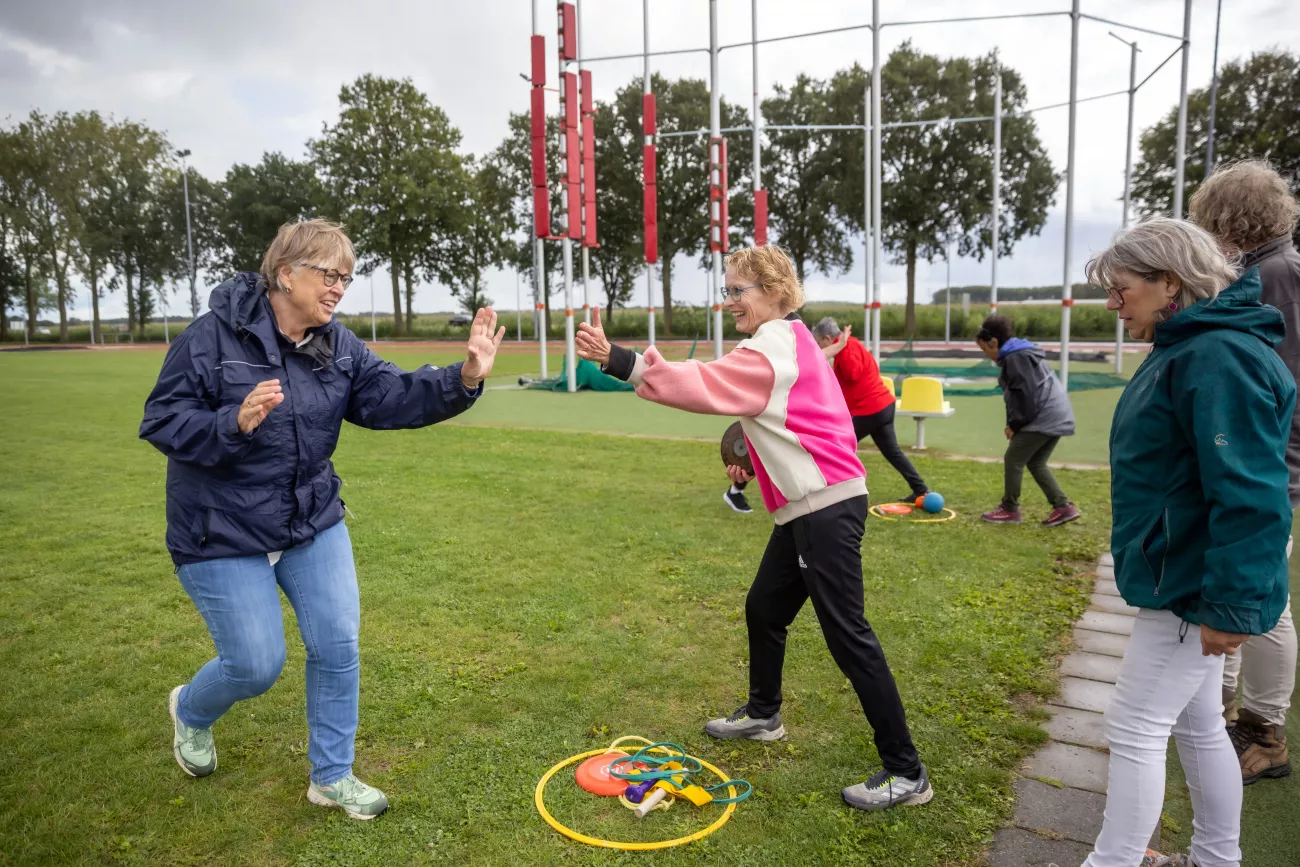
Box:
[1,349,1110,866]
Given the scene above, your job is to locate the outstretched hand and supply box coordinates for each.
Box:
[461,307,506,389]
[822,325,852,359]
[576,306,612,367]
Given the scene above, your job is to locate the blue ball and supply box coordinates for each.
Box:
[920,492,945,513]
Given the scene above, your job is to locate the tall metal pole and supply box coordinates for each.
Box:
[162,284,170,344]
[1172,0,1192,217]
[1060,0,1080,389]
[370,272,376,342]
[944,243,951,344]
[516,270,523,341]
[710,0,724,359]
[533,0,548,379]
[644,0,657,348]
[863,84,872,341]
[1117,36,1139,374]
[178,149,198,319]
[578,0,592,325]
[870,1,883,360]
[559,2,577,392]
[990,68,1001,315]
[1204,0,1223,179]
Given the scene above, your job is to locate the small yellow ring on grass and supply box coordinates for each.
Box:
[534,746,738,851]
[869,505,958,523]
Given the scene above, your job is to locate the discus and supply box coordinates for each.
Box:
[720,422,754,475]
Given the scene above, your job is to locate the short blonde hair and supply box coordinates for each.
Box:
[1189,160,1299,252]
[1085,217,1240,314]
[260,219,356,292]
[724,245,805,314]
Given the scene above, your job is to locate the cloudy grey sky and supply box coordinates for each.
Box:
[2,0,1296,322]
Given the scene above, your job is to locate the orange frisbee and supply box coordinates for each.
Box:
[575,753,646,796]
[878,503,914,515]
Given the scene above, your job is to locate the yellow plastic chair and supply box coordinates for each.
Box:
[879,375,896,399]
[895,376,955,449]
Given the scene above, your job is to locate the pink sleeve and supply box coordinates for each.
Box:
[631,346,774,417]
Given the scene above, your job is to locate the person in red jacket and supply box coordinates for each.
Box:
[813,318,929,501]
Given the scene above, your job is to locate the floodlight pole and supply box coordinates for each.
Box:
[1172,0,1192,217]
[870,0,882,360]
[1204,0,1223,179]
[1060,0,1080,390]
[369,272,377,342]
[863,84,872,341]
[516,270,523,341]
[1112,32,1140,374]
[944,242,952,344]
[752,0,764,247]
[177,149,198,320]
[990,67,1001,315]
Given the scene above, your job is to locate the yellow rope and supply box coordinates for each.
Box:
[534,737,739,851]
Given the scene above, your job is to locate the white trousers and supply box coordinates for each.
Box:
[1084,608,1242,867]
[1221,536,1295,726]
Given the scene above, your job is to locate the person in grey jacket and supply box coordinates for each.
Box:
[975,315,1081,527]
[1191,159,1299,785]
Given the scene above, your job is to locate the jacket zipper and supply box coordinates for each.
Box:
[200,509,212,548]
[1154,507,1169,595]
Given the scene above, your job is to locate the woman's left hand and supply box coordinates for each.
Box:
[576,307,612,366]
[1201,625,1249,657]
[460,307,506,389]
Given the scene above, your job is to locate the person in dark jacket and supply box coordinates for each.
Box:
[1081,217,1294,867]
[974,315,1080,527]
[139,219,504,820]
[1191,160,1299,786]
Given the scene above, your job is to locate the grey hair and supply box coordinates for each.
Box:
[1084,216,1240,319]
[812,317,842,341]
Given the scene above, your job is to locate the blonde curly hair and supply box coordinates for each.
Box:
[1189,160,1299,252]
[724,245,805,314]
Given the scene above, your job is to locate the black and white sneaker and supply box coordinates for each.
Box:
[723,487,753,514]
[704,705,785,741]
[841,764,933,811]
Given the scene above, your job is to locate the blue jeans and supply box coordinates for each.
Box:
[175,521,360,785]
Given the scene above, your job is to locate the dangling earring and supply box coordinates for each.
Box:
[1167,301,1177,311]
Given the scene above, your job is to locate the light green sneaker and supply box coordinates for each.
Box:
[168,685,216,777]
[307,774,389,820]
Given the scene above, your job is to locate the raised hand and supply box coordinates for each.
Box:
[576,307,612,367]
[461,307,506,389]
[238,380,284,435]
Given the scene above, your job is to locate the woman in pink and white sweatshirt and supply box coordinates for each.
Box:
[576,245,931,813]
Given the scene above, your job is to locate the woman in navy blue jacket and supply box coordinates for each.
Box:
[140,220,503,819]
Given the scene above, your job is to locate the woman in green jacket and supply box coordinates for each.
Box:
[1083,218,1294,867]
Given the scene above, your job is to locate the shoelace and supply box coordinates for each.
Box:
[864,769,899,792]
[726,706,751,723]
[329,775,373,801]
[1228,722,1258,753]
[182,725,213,754]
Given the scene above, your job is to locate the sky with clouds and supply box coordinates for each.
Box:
[2,0,1296,321]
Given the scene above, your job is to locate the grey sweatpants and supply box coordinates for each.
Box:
[1222,535,1297,727]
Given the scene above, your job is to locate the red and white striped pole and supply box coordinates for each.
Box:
[558,1,579,391]
[528,8,549,377]
[642,0,657,346]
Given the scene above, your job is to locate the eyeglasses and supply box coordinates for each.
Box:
[1105,285,1131,308]
[723,283,760,300]
[301,263,354,289]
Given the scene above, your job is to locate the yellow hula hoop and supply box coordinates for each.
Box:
[869,505,958,523]
[534,737,739,851]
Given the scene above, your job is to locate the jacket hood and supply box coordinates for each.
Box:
[1153,268,1284,349]
[207,272,268,333]
[997,337,1039,361]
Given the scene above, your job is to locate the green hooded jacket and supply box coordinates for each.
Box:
[1109,269,1294,635]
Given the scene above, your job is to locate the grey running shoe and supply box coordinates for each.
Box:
[841,765,933,811]
[169,685,216,778]
[307,774,389,820]
[704,705,785,741]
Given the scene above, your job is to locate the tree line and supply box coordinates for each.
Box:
[2,46,1295,343]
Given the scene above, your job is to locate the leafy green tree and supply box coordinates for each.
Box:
[761,75,853,282]
[443,156,513,314]
[312,75,469,335]
[1132,50,1300,227]
[216,152,319,274]
[823,48,1056,336]
[591,93,645,324]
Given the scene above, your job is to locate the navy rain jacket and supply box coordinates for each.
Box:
[140,273,480,565]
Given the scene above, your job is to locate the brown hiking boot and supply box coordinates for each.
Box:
[1234,708,1290,785]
